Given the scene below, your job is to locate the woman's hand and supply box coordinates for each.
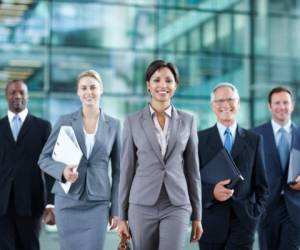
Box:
[42,207,55,225]
[190,220,203,243]
[117,219,131,239]
[63,165,78,183]
[109,216,119,230]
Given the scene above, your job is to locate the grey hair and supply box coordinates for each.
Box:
[210,82,240,102]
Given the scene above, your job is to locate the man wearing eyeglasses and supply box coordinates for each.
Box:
[253,86,300,250]
[197,82,269,250]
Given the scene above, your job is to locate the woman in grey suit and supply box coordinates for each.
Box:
[38,70,121,250]
[118,60,203,250]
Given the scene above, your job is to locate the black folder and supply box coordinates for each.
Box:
[287,148,300,185]
[201,149,244,189]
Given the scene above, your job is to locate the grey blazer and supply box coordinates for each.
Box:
[119,106,202,221]
[38,109,121,216]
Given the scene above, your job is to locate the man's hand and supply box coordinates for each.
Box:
[42,207,55,225]
[213,179,234,202]
[63,165,78,183]
[190,220,203,243]
[290,176,300,190]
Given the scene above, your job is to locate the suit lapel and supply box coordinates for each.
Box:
[164,108,180,161]
[89,111,108,158]
[208,125,223,153]
[291,123,300,149]
[265,122,281,168]
[71,110,87,158]
[207,125,246,160]
[16,114,32,142]
[140,106,165,166]
[2,116,15,144]
[231,126,246,160]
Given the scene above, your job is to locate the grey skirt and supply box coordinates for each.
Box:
[55,195,110,250]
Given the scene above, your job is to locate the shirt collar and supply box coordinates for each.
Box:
[149,104,172,118]
[271,119,292,134]
[217,121,237,136]
[8,108,28,123]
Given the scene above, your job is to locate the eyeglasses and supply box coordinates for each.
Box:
[213,98,238,105]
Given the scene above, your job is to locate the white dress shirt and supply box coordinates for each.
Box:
[7,108,28,131]
[216,121,237,146]
[149,104,172,157]
[84,117,99,159]
[271,119,292,148]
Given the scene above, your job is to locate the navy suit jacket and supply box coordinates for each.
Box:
[0,114,54,216]
[198,125,269,243]
[253,121,300,226]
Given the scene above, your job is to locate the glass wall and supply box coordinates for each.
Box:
[0,0,299,128]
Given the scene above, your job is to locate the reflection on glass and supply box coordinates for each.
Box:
[52,2,155,50]
[0,0,300,129]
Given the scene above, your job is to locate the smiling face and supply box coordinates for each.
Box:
[268,91,294,126]
[147,67,177,106]
[77,76,102,108]
[212,86,240,127]
[6,81,28,113]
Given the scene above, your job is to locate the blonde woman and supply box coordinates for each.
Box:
[39,70,120,250]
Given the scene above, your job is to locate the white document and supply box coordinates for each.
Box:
[288,148,300,184]
[52,126,83,193]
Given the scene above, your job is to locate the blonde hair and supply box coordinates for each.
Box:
[77,69,103,92]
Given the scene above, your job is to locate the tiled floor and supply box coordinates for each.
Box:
[40,226,259,250]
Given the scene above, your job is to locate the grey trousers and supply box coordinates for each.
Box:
[128,187,192,250]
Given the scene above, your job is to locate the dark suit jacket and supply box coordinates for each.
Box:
[253,122,300,226]
[198,125,269,243]
[0,113,54,216]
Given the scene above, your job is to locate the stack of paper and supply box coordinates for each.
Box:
[52,126,83,193]
[287,148,300,185]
